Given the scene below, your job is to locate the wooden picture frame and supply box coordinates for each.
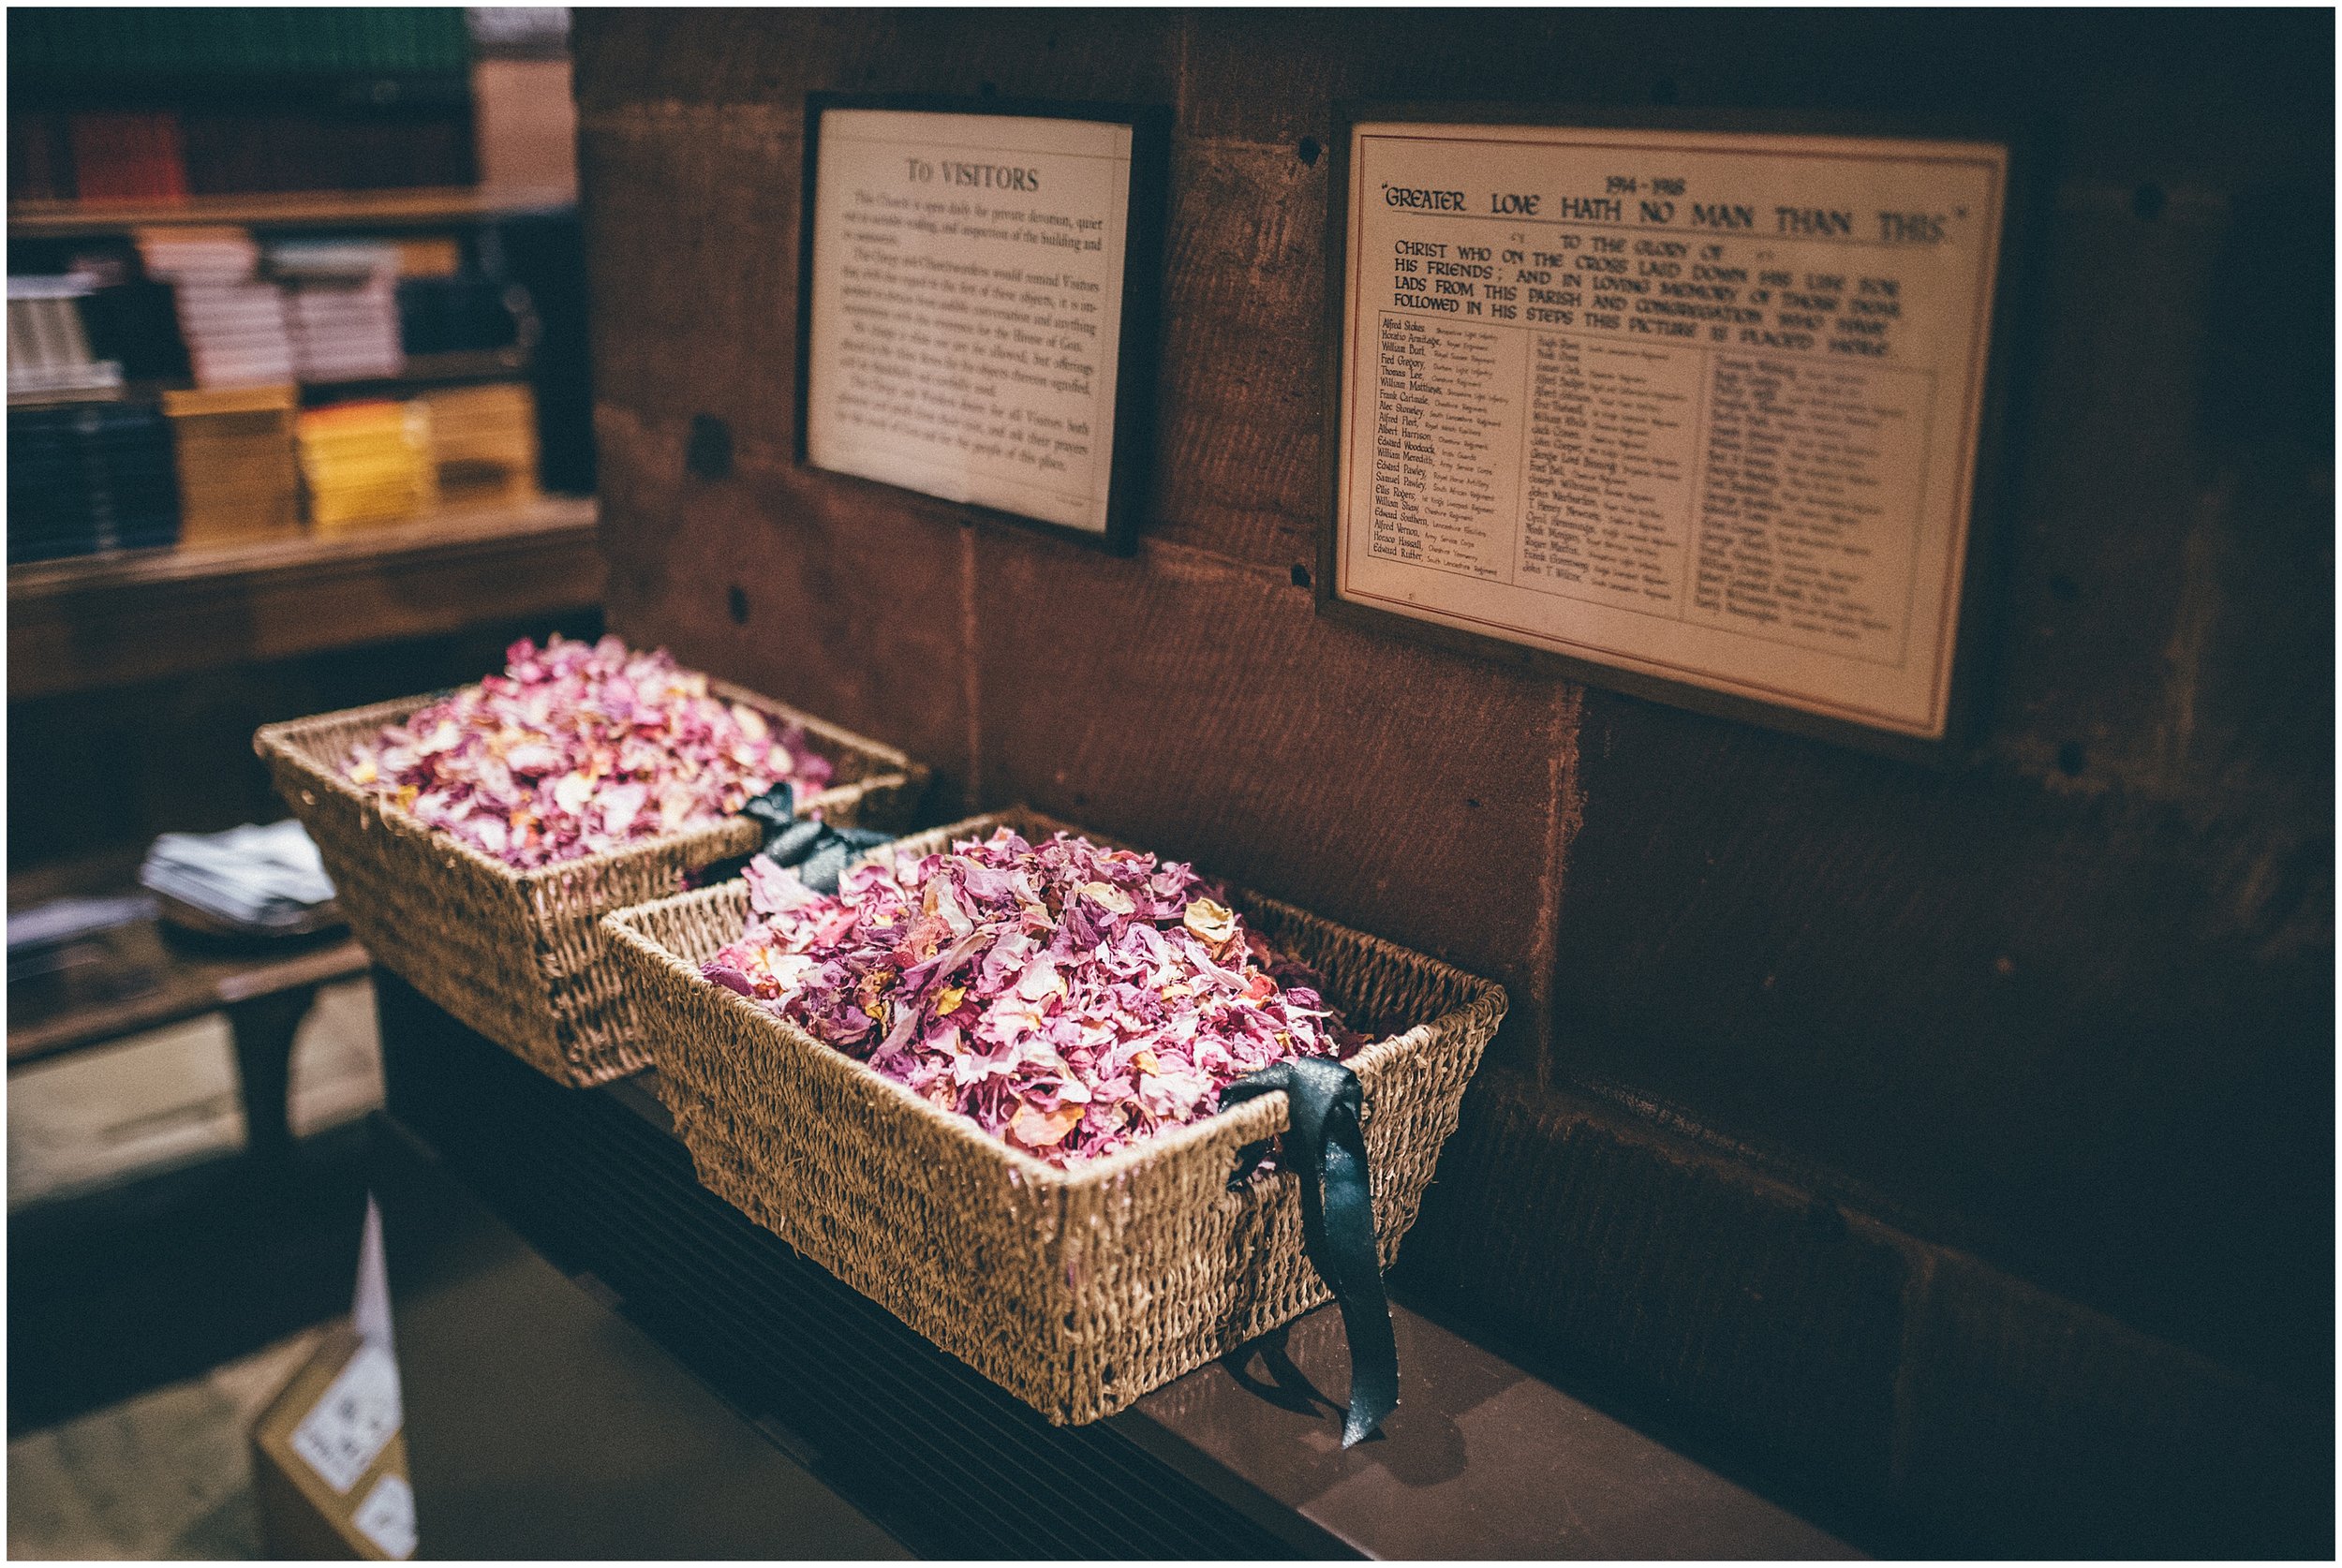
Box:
[1318,102,2038,763]
[796,91,1170,555]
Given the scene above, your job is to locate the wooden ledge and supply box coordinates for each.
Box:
[8,496,604,701]
[7,185,576,238]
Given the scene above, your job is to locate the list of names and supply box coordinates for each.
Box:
[1340,123,2005,736]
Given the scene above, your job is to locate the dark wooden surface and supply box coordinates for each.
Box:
[7,850,368,1158]
[571,11,2330,1555]
[8,925,365,1067]
[1125,1291,1860,1560]
[8,496,604,701]
[373,1115,912,1561]
[7,850,367,1065]
[374,975,1859,1560]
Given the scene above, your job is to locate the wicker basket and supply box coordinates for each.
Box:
[600,808,1505,1424]
[256,684,927,1087]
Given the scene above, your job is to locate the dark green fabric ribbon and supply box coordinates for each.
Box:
[1223,1058,1397,1448]
[699,781,896,894]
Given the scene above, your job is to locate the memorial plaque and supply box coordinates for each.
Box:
[1324,110,2016,753]
[800,96,1166,551]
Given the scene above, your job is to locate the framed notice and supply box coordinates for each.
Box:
[799,93,1168,551]
[1323,106,2022,758]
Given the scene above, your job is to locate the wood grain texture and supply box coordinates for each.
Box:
[577,105,804,442]
[594,406,974,810]
[1143,141,1329,571]
[8,498,603,701]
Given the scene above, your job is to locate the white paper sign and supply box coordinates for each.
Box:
[289,1340,404,1495]
[1337,120,2008,739]
[806,107,1134,534]
[354,1472,418,1560]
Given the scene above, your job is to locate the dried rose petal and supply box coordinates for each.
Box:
[342,634,835,869]
[1183,897,1238,945]
[1010,1102,1085,1149]
[704,826,1362,1168]
[1082,881,1135,915]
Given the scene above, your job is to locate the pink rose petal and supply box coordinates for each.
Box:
[343,634,835,869]
[701,827,1362,1167]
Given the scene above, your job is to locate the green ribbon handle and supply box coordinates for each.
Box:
[699,782,897,895]
[1223,1058,1399,1448]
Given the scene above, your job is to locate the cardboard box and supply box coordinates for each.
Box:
[250,1325,415,1561]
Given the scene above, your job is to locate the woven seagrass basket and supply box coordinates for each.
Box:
[255,684,926,1087]
[600,808,1505,1424]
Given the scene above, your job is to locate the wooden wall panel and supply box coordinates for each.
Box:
[575,9,2331,1550]
[578,106,803,445]
[593,405,975,808]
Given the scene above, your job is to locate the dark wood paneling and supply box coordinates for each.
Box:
[1398,1073,1910,1516]
[593,405,976,809]
[577,106,804,444]
[8,498,604,701]
[573,8,2332,1547]
[1144,141,1332,572]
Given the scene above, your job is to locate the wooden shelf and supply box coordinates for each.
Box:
[302,348,531,403]
[7,845,371,1188]
[10,913,368,1068]
[9,495,604,701]
[7,185,574,238]
[7,351,532,412]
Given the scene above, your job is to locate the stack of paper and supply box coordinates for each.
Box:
[270,241,405,382]
[163,384,302,544]
[295,399,434,529]
[7,398,180,562]
[7,274,125,397]
[136,227,295,389]
[139,820,338,935]
[418,382,537,510]
[7,895,157,979]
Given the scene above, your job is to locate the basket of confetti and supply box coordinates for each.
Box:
[256,635,926,1086]
[600,809,1505,1425]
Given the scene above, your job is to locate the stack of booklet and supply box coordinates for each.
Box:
[162,384,302,545]
[139,820,340,937]
[6,893,157,984]
[270,240,405,383]
[295,399,434,529]
[7,399,180,563]
[7,274,125,397]
[136,227,295,389]
[417,382,538,510]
